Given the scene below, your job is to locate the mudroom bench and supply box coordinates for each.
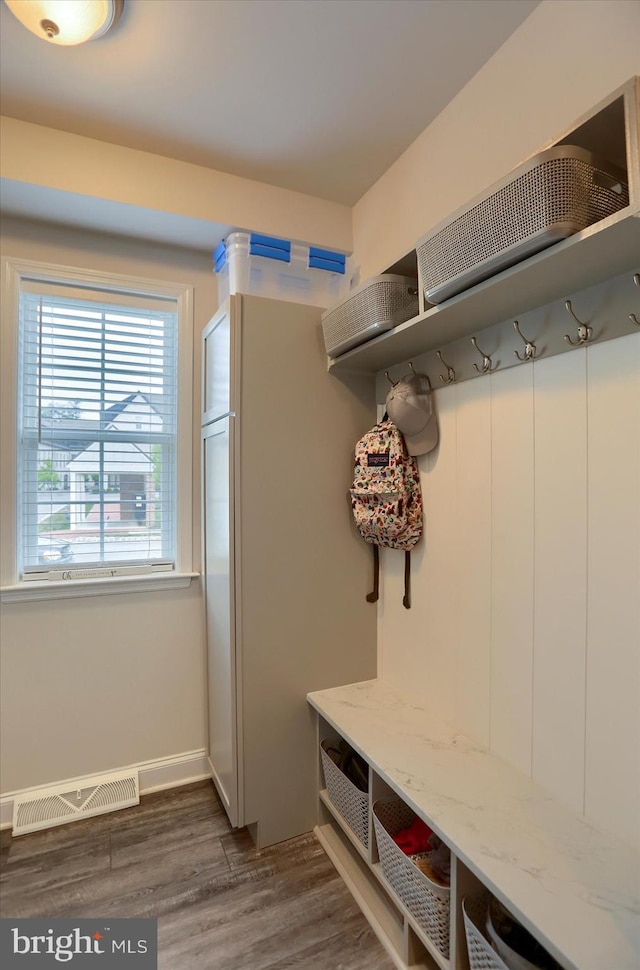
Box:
[306,679,639,970]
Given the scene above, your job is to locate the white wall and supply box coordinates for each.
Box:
[0,216,216,795]
[378,333,640,849]
[352,0,640,279]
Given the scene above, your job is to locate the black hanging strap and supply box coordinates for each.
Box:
[402,551,411,609]
[366,545,379,603]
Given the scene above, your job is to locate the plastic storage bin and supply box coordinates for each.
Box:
[373,797,450,958]
[463,894,562,970]
[321,274,419,357]
[463,896,511,970]
[214,232,348,308]
[320,739,369,849]
[416,145,629,304]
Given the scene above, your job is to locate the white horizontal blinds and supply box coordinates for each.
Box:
[18,285,178,578]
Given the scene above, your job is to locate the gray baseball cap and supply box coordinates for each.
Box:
[386,372,438,456]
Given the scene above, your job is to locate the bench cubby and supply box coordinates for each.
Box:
[308,680,639,970]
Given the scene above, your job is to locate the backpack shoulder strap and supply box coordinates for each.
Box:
[366,545,379,603]
[403,550,411,609]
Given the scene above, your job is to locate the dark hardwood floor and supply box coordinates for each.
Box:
[0,780,394,969]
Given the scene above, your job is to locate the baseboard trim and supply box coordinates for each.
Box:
[0,748,210,831]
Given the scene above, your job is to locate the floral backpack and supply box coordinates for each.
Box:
[350,418,423,609]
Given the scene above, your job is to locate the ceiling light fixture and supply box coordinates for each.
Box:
[4,0,124,46]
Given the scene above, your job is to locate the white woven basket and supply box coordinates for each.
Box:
[465,894,561,970]
[321,274,419,357]
[416,145,629,304]
[320,740,369,848]
[463,895,510,970]
[373,797,450,958]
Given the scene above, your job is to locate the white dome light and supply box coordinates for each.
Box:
[4,0,123,46]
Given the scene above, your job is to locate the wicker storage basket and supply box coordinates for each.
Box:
[373,797,450,957]
[463,895,510,970]
[464,894,561,970]
[320,740,369,848]
[321,274,419,357]
[416,145,629,304]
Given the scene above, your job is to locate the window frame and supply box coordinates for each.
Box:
[0,257,197,601]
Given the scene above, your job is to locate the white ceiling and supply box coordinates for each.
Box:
[0,0,540,206]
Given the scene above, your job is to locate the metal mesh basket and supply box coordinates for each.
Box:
[463,895,510,970]
[417,145,629,304]
[321,274,419,357]
[373,797,450,957]
[320,740,369,848]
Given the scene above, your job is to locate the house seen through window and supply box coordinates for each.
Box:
[18,280,179,579]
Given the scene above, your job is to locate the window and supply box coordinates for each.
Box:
[1,260,194,597]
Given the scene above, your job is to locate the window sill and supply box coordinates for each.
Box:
[0,572,200,603]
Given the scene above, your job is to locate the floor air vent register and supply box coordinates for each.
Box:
[12,769,140,836]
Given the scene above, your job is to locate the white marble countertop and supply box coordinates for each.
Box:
[307,678,640,970]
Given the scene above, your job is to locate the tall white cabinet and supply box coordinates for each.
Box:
[201,294,377,848]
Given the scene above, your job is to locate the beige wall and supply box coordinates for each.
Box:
[0,217,216,793]
[352,0,640,280]
[0,117,353,254]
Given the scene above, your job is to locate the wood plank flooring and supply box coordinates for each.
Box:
[0,780,395,969]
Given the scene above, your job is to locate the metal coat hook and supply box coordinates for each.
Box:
[436,351,455,384]
[471,336,495,373]
[630,273,640,326]
[407,361,431,389]
[513,320,537,361]
[564,299,593,345]
[385,371,396,386]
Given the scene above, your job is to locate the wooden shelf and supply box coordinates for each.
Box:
[329,204,640,375]
[331,78,640,378]
[316,820,442,970]
[315,821,410,970]
[370,862,451,970]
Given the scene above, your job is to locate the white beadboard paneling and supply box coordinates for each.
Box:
[533,351,588,814]
[379,329,639,839]
[455,377,492,747]
[490,366,535,775]
[379,386,458,715]
[585,333,640,848]
[378,539,427,700]
[377,461,420,696]
[418,383,458,720]
[378,488,421,696]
